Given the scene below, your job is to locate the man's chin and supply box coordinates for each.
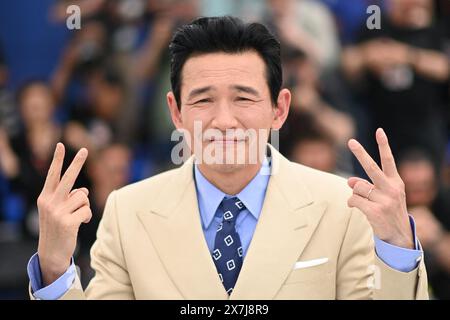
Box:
[205,162,247,173]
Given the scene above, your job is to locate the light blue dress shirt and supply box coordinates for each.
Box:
[194,159,271,258]
[27,159,422,299]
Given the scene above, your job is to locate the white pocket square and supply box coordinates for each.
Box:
[293,258,329,270]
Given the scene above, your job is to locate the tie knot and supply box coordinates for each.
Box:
[221,197,245,223]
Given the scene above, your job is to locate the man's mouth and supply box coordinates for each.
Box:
[207,138,246,144]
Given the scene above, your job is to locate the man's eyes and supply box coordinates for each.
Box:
[236,97,253,102]
[194,98,212,104]
[192,97,254,104]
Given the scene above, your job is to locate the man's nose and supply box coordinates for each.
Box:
[211,102,238,130]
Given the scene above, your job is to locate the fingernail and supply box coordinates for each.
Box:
[54,143,61,154]
[348,139,358,149]
[79,148,88,157]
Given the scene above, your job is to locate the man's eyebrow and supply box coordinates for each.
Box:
[231,85,261,98]
[187,86,213,100]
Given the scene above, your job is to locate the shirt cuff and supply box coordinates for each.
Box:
[374,215,423,273]
[27,253,76,300]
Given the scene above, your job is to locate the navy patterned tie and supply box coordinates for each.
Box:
[212,197,245,295]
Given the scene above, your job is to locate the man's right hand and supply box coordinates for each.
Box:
[37,143,92,287]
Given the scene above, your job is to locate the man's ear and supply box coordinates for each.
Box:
[271,88,291,130]
[167,91,183,130]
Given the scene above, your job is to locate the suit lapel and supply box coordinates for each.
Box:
[231,146,327,299]
[136,145,327,300]
[137,157,228,299]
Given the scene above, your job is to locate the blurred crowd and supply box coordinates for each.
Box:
[0,0,449,299]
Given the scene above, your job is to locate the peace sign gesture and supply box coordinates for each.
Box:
[37,143,92,286]
[347,128,414,249]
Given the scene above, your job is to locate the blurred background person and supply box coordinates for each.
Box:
[264,0,341,74]
[398,149,450,299]
[0,80,89,299]
[342,0,450,176]
[62,64,127,152]
[0,80,91,239]
[281,48,355,175]
[280,111,352,177]
[0,44,17,135]
[76,143,132,288]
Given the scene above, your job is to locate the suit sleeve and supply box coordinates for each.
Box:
[336,207,429,300]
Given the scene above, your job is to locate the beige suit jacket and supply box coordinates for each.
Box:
[31,145,428,299]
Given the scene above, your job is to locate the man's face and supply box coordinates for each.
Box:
[167,51,290,173]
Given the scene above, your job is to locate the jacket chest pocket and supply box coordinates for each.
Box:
[284,258,332,285]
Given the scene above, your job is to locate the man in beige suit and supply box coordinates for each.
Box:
[29,16,428,300]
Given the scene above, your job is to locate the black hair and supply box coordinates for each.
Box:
[279,111,335,158]
[397,148,435,167]
[169,16,282,108]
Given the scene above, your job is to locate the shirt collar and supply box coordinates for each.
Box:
[194,158,271,229]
